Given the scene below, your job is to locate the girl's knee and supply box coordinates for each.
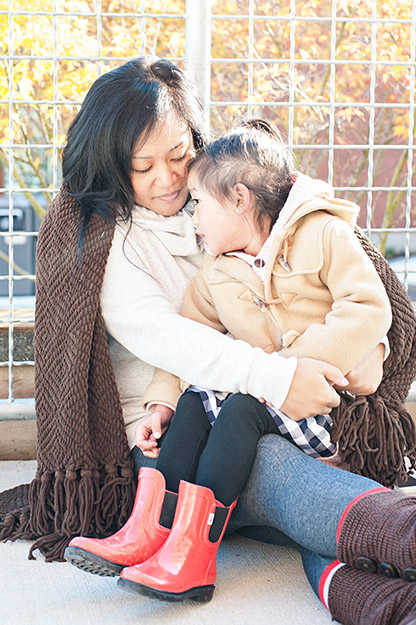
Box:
[222,393,263,413]
[220,393,273,432]
[176,390,205,415]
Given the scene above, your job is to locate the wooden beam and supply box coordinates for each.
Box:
[0,365,35,399]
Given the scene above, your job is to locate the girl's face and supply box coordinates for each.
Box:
[130,111,194,216]
[189,171,263,256]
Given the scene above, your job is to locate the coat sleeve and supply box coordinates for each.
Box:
[279,218,392,373]
[142,264,228,406]
[181,262,228,333]
[142,367,184,409]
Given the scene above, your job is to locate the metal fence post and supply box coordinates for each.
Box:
[185,0,212,135]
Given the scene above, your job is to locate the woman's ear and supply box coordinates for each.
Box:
[234,182,252,214]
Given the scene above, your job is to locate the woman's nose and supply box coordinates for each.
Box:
[155,162,178,187]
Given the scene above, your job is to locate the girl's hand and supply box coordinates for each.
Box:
[341,343,385,396]
[135,404,174,458]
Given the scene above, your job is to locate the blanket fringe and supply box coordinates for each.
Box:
[0,464,136,562]
[331,394,416,487]
[0,482,34,542]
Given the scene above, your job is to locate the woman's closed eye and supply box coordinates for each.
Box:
[131,152,188,174]
[132,166,152,174]
[171,153,187,162]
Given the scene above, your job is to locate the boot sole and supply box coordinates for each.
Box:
[64,546,124,577]
[117,577,215,602]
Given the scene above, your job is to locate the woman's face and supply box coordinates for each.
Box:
[130,112,195,216]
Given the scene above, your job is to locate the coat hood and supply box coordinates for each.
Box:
[274,172,359,232]
[253,173,360,278]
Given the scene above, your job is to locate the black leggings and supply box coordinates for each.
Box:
[156,392,279,506]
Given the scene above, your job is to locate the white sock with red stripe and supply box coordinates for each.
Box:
[318,559,345,609]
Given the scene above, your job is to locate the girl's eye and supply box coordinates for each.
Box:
[192,198,200,206]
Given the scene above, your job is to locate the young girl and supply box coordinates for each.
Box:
[138,117,392,484]
[66,121,416,622]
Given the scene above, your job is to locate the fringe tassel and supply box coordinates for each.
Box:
[0,507,34,542]
[94,465,135,535]
[0,464,135,562]
[331,394,416,487]
[29,533,70,563]
[0,482,34,543]
[78,470,100,537]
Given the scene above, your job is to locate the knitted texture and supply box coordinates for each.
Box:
[337,489,416,574]
[328,564,416,625]
[331,227,416,487]
[0,189,135,561]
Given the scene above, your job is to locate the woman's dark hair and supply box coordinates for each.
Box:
[62,56,206,248]
[187,118,295,233]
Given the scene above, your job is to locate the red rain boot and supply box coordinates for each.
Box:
[64,468,175,576]
[118,480,237,602]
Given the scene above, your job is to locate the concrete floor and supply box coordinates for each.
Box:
[0,460,333,625]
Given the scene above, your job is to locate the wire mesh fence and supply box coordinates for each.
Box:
[0,0,415,405]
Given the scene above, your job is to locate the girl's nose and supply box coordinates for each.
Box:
[191,209,199,227]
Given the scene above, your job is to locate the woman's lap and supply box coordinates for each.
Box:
[226,433,380,556]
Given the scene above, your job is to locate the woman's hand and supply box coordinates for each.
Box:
[281,357,347,421]
[135,404,174,458]
[341,343,385,396]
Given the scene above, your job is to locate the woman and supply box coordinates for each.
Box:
[1,57,415,625]
[0,54,344,557]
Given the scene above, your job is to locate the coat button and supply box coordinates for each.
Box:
[253,296,267,310]
[356,556,377,573]
[379,562,399,578]
[401,567,416,582]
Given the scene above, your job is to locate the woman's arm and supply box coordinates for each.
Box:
[101,228,345,418]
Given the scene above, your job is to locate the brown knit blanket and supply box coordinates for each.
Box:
[331,228,416,487]
[0,190,415,562]
[0,189,135,561]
